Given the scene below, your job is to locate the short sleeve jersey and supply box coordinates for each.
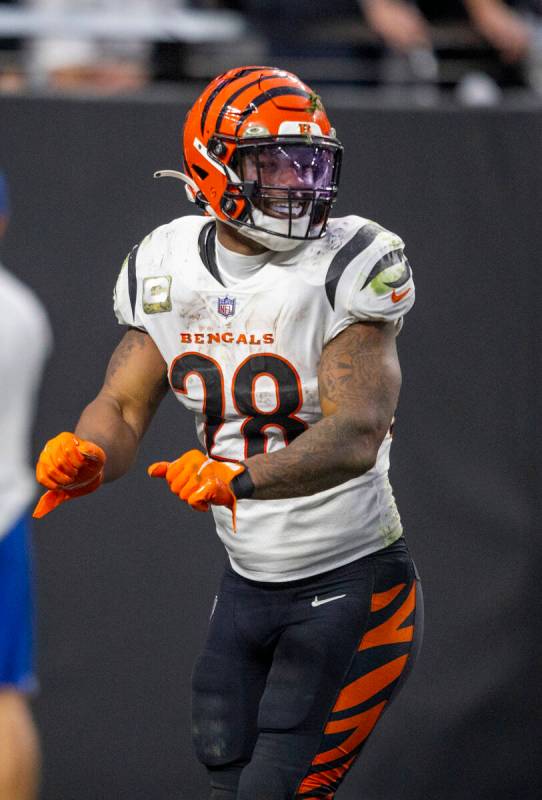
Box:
[114,214,415,581]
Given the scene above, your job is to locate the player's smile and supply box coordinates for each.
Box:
[260,198,308,219]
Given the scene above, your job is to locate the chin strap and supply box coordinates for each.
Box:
[154,169,211,212]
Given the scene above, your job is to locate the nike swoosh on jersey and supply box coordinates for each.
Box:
[311,593,346,607]
[391,287,412,304]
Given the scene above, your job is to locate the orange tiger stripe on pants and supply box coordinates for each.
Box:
[296,577,420,799]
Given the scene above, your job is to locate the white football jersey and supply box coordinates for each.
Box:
[114,214,415,581]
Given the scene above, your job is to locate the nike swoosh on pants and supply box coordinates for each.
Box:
[311,594,346,607]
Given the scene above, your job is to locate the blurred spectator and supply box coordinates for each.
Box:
[25,0,179,93]
[463,0,530,62]
[360,0,432,53]
[360,0,537,97]
[3,0,542,93]
[230,0,532,92]
[513,0,542,92]
[0,171,52,800]
[361,0,530,63]
[0,0,25,91]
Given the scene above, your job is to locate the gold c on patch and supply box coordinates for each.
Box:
[142,276,172,314]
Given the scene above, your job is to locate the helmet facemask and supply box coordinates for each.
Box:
[219,137,342,250]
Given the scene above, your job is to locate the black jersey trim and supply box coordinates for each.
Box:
[325,222,383,310]
[127,244,139,320]
[198,221,225,286]
[361,251,411,290]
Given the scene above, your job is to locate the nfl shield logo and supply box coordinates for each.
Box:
[217,295,236,318]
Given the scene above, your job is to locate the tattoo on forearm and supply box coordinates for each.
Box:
[247,415,366,499]
[247,323,401,500]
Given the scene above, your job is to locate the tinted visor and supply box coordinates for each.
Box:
[238,143,337,193]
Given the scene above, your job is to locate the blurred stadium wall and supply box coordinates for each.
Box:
[0,94,539,800]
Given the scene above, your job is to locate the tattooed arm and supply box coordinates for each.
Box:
[245,322,401,500]
[75,329,168,481]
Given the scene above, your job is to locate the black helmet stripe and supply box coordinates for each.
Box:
[200,67,268,136]
[233,87,311,136]
[200,77,237,136]
[214,75,278,134]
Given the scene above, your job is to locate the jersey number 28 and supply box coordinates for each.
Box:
[170,352,308,458]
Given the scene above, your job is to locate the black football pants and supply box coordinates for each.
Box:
[192,538,423,800]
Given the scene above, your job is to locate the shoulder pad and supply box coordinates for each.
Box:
[325,219,402,310]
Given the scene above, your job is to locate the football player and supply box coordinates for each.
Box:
[34,67,423,799]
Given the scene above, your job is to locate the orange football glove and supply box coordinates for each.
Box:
[33,432,106,519]
[148,450,245,530]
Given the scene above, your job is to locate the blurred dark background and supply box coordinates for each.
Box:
[1,91,540,799]
[3,0,542,96]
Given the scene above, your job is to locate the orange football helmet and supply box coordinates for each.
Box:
[156,66,343,251]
